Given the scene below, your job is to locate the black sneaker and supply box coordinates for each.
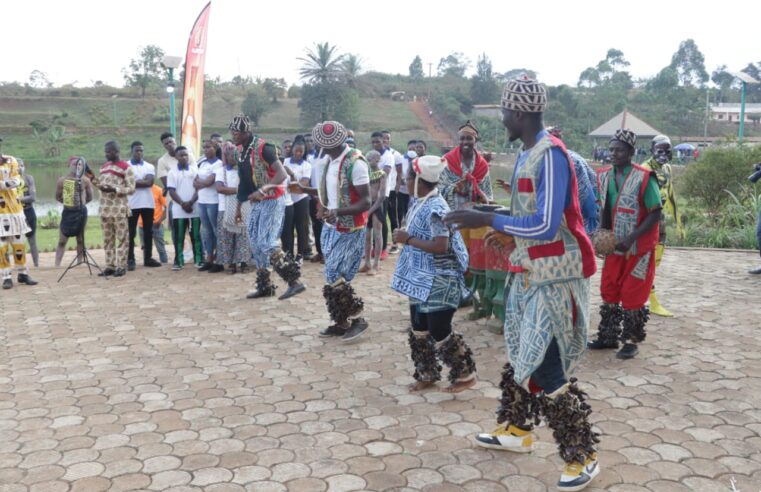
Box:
[278,283,306,300]
[208,264,224,273]
[98,268,115,277]
[127,260,136,271]
[144,258,162,268]
[113,268,126,278]
[588,338,619,350]
[616,343,639,360]
[17,274,38,286]
[198,262,212,272]
[2,278,12,289]
[319,325,347,337]
[341,318,368,343]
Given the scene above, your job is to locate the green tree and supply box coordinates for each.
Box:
[669,39,709,87]
[470,53,500,104]
[262,77,287,102]
[577,67,600,88]
[241,86,272,127]
[123,45,166,98]
[28,70,52,89]
[342,54,363,88]
[298,83,359,128]
[437,52,469,78]
[298,42,344,84]
[409,55,424,80]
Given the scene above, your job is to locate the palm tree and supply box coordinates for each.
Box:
[298,42,345,85]
[342,54,363,88]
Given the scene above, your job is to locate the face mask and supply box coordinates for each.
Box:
[406,150,418,159]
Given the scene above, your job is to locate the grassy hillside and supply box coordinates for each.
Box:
[0,95,434,165]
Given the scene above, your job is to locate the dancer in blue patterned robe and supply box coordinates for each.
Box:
[392,155,477,394]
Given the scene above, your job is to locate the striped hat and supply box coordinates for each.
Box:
[611,128,637,149]
[501,75,547,113]
[229,113,251,133]
[312,121,347,149]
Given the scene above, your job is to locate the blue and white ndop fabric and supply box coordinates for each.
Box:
[391,195,469,303]
[247,196,285,268]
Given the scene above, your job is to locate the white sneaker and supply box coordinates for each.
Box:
[557,455,599,491]
[474,424,534,453]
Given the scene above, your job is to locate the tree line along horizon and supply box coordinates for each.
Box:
[5,38,761,159]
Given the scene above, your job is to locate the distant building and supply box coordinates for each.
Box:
[588,110,662,139]
[711,103,761,123]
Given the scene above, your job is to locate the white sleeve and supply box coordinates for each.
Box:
[351,160,370,186]
[394,151,403,166]
[212,162,223,182]
[166,170,176,189]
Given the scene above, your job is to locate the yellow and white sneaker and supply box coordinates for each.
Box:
[474,424,534,453]
[557,454,599,491]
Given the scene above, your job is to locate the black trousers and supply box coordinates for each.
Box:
[128,208,154,263]
[293,198,312,256]
[396,192,410,226]
[409,305,455,342]
[309,196,323,255]
[281,204,295,257]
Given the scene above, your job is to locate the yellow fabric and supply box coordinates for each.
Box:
[12,242,26,266]
[642,157,684,238]
[0,156,24,215]
[654,243,665,268]
[0,242,9,269]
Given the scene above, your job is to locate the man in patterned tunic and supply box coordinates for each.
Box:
[230,114,305,301]
[588,129,662,360]
[445,76,600,491]
[89,141,135,278]
[0,147,37,289]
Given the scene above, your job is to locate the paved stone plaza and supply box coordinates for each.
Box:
[1,248,760,491]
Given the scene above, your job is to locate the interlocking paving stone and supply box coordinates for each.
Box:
[1,249,760,490]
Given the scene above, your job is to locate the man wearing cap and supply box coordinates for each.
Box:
[0,144,38,289]
[445,76,600,491]
[391,155,477,394]
[230,114,306,300]
[589,128,662,360]
[641,135,681,317]
[296,121,372,342]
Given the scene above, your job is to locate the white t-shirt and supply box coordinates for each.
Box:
[196,157,221,204]
[128,161,156,210]
[379,149,396,198]
[399,154,413,194]
[167,166,199,219]
[213,162,239,213]
[157,151,196,179]
[309,153,328,189]
[325,147,370,210]
[285,158,313,204]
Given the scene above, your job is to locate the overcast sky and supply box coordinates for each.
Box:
[4,0,760,89]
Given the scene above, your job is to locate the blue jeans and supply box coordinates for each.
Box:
[198,203,219,259]
[140,223,168,263]
[531,338,566,394]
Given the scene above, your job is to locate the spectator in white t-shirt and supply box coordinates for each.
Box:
[166,146,202,270]
[282,137,313,260]
[127,141,162,270]
[194,140,223,272]
[371,132,394,259]
[308,145,328,263]
[382,130,405,255]
[157,132,196,251]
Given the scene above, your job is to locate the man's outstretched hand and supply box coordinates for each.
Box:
[443,210,493,230]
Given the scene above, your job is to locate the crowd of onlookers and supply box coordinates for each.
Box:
[48,129,429,275]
